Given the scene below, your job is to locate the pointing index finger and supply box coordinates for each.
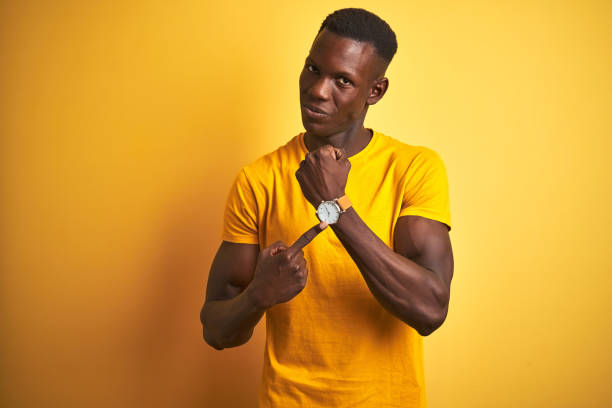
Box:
[286,221,329,257]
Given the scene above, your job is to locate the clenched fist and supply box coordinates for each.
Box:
[295,144,351,208]
[246,222,328,309]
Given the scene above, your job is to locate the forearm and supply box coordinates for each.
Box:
[201,287,266,350]
[331,208,447,335]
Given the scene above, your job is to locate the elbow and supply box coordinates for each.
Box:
[200,305,225,350]
[414,305,448,336]
[414,282,450,336]
[415,316,445,336]
[200,306,253,350]
[202,326,253,350]
[203,327,225,350]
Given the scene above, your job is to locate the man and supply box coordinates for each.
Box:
[201,8,453,408]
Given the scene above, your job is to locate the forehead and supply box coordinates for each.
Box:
[308,29,379,80]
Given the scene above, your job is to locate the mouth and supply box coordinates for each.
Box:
[302,103,329,117]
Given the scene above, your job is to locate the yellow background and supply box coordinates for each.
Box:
[1,1,611,407]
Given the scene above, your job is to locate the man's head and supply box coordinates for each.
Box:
[299,8,397,137]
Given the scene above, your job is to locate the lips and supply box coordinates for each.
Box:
[302,103,329,116]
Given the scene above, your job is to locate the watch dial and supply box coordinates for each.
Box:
[318,201,340,224]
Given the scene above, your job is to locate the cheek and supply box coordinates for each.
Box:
[298,71,310,92]
[337,95,365,118]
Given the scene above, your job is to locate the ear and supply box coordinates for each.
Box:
[366,77,389,106]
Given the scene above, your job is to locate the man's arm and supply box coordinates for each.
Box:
[294,144,453,336]
[200,241,263,350]
[201,223,328,350]
[330,212,453,336]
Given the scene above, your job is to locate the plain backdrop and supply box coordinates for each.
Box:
[1,0,611,407]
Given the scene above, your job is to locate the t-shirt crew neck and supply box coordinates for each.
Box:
[298,128,379,162]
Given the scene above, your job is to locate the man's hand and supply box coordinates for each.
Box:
[295,145,351,208]
[245,222,328,309]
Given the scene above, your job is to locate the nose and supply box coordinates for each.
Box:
[308,76,331,101]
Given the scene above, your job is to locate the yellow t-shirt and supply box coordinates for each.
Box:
[221,129,451,408]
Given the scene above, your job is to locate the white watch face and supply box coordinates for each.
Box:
[317,201,340,224]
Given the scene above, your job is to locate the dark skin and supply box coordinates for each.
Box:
[201,223,327,350]
[201,29,454,349]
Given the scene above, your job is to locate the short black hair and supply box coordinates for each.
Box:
[317,8,398,64]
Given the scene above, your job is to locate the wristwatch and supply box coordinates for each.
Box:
[316,195,352,225]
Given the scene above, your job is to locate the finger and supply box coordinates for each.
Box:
[270,246,287,256]
[319,145,335,157]
[268,241,288,256]
[263,240,281,254]
[298,260,308,285]
[332,147,347,160]
[285,221,329,257]
[290,253,307,271]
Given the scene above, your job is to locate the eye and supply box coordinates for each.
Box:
[338,77,352,86]
[306,64,318,73]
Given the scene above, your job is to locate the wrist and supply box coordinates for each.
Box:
[244,284,272,312]
[316,194,352,225]
[324,190,345,201]
[333,206,355,229]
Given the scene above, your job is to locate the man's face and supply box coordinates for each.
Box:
[299,29,384,137]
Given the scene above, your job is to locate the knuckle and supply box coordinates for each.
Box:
[269,242,286,256]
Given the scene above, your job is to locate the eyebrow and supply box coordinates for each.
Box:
[305,56,357,80]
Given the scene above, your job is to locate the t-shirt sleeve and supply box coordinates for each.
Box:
[399,148,452,231]
[221,168,260,244]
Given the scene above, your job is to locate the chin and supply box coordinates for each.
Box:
[301,119,333,138]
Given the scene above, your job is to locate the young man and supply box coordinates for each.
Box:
[201,8,454,407]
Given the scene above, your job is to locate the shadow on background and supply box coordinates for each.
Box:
[127,88,271,407]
